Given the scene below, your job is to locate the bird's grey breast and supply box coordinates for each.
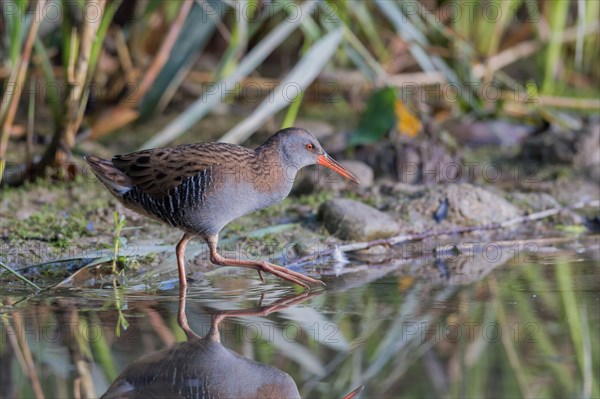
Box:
[184,164,293,235]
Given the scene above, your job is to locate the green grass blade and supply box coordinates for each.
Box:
[215,3,249,80]
[556,261,586,391]
[6,0,31,65]
[138,0,221,119]
[374,0,435,71]
[374,0,471,108]
[348,0,388,62]
[34,39,62,126]
[542,0,570,94]
[89,314,118,381]
[0,260,42,292]
[88,0,123,86]
[218,27,344,144]
[141,0,320,150]
[280,91,304,129]
[511,277,574,392]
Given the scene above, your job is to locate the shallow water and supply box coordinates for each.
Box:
[1,235,599,398]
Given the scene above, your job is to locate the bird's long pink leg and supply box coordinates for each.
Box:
[207,236,325,290]
[176,233,193,290]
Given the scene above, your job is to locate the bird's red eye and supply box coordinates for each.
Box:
[306,143,313,150]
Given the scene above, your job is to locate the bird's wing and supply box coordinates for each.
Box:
[112,143,251,197]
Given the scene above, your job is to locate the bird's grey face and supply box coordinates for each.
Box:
[280,128,324,169]
[279,128,360,184]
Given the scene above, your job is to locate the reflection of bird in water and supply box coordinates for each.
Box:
[102,287,363,399]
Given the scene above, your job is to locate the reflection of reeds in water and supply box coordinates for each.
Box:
[1,246,598,398]
[441,257,599,398]
[298,249,599,398]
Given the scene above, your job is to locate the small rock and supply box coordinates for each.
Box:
[445,184,521,224]
[398,183,521,231]
[293,160,374,195]
[319,199,400,241]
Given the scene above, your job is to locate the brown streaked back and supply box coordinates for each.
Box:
[112,143,255,197]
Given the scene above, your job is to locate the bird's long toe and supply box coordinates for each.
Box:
[262,264,310,290]
[209,251,323,289]
[258,262,324,289]
[264,261,325,287]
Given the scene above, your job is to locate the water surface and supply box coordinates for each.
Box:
[1,235,598,398]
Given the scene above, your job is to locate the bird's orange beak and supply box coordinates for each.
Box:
[341,385,364,399]
[317,154,360,184]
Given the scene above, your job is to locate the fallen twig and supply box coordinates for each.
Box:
[0,260,42,292]
[286,199,600,267]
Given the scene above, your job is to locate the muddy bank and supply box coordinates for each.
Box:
[1,120,599,289]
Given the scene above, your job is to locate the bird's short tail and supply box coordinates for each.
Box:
[85,155,132,195]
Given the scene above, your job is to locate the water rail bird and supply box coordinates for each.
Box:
[86,127,359,290]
